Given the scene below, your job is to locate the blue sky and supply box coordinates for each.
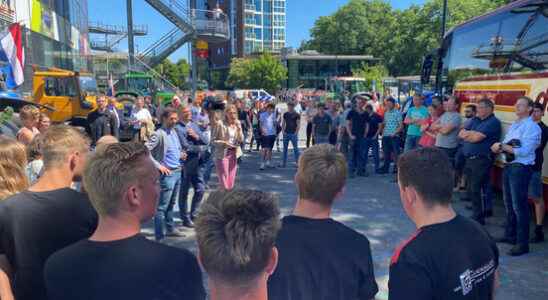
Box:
[88,0,425,61]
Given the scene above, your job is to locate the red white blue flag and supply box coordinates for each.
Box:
[0,23,25,88]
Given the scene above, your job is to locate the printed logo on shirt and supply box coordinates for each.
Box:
[453,259,496,296]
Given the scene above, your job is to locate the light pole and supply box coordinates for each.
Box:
[127,0,135,71]
[436,0,449,94]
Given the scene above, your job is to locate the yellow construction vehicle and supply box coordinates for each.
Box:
[31,66,100,127]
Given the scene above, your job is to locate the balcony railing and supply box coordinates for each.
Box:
[191,9,230,42]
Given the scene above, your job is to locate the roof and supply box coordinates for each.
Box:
[285,54,377,61]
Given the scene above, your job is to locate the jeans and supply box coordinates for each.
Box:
[381,136,401,172]
[315,134,330,144]
[306,122,314,147]
[404,135,421,152]
[203,150,214,185]
[464,156,492,223]
[154,168,182,240]
[180,156,206,222]
[502,164,532,247]
[350,137,366,174]
[282,133,300,166]
[482,180,494,212]
[437,146,457,168]
[363,137,380,171]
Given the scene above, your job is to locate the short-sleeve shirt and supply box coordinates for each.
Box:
[435,111,462,149]
[389,215,498,300]
[0,188,98,300]
[346,110,370,137]
[283,111,301,134]
[406,106,429,137]
[163,128,182,169]
[313,114,332,136]
[533,121,548,172]
[366,113,383,138]
[383,109,403,136]
[260,111,277,136]
[462,114,502,157]
[45,234,205,300]
[268,216,378,300]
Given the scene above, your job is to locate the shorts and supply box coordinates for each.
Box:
[528,170,543,199]
[261,135,276,149]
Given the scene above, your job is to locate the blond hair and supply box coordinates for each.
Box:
[296,144,347,206]
[83,142,150,216]
[0,136,29,200]
[19,105,40,122]
[41,125,90,170]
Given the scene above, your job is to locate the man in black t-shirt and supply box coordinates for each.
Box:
[364,104,383,175]
[268,144,378,300]
[312,103,332,144]
[195,189,280,300]
[390,148,499,300]
[346,97,370,177]
[529,103,548,243]
[281,102,301,167]
[0,125,98,300]
[45,142,205,300]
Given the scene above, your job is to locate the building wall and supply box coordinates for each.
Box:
[8,0,91,93]
[242,0,285,55]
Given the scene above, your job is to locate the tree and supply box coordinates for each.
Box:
[353,65,389,92]
[226,53,287,94]
[303,0,508,76]
[153,58,190,89]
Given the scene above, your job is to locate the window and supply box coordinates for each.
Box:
[44,77,77,97]
[255,28,262,40]
[255,14,262,26]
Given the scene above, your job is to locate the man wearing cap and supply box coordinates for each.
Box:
[379,97,403,174]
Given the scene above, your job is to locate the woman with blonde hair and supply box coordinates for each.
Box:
[0,136,29,200]
[17,105,40,145]
[212,104,244,190]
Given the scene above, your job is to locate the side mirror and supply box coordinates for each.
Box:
[81,100,93,110]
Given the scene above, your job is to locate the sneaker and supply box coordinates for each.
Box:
[259,163,265,170]
[531,227,545,243]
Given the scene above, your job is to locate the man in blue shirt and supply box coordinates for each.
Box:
[146,108,186,241]
[459,98,501,226]
[175,107,210,228]
[491,96,540,256]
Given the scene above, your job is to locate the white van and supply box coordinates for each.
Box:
[233,89,275,102]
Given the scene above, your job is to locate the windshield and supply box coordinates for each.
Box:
[128,77,152,93]
[439,1,548,91]
[79,76,98,95]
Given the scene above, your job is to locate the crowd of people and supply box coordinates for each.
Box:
[0,88,545,299]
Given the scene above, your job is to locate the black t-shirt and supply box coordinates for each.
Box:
[0,188,98,300]
[45,234,205,300]
[346,109,370,137]
[366,113,383,138]
[238,109,249,129]
[268,216,378,300]
[533,121,548,171]
[389,215,499,300]
[283,111,301,134]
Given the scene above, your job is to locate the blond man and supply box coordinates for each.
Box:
[45,142,205,300]
[268,144,378,300]
[0,125,97,300]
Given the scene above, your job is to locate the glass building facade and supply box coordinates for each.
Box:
[243,0,285,55]
[9,0,91,92]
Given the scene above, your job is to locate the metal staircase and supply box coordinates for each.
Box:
[138,27,192,68]
[133,0,230,70]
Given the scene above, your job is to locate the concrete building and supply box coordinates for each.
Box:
[283,50,378,89]
[192,0,286,70]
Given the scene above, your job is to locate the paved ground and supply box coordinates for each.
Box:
[142,113,548,299]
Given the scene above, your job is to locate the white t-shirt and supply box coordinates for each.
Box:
[132,108,152,122]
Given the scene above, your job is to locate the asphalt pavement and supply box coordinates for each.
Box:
[141,115,548,300]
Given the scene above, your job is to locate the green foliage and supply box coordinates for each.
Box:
[153,58,190,89]
[353,65,389,92]
[304,0,507,76]
[226,53,288,94]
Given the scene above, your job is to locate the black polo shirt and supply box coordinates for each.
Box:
[461,114,501,157]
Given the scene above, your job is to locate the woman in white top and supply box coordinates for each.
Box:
[17,105,40,145]
[130,97,153,142]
